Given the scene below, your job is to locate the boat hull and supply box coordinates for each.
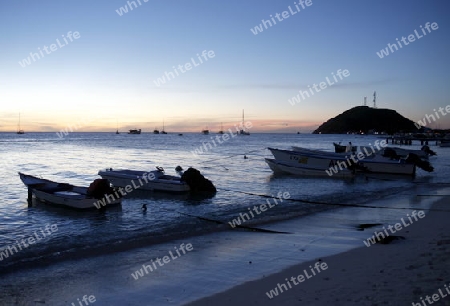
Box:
[268,148,350,170]
[19,172,121,209]
[265,158,354,178]
[98,169,190,193]
[358,159,416,175]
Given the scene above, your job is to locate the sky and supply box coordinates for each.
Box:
[1,0,449,133]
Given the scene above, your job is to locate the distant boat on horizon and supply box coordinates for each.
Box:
[128,129,141,134]
[202,127,209,135]
[239,110,250,135]
[161,121,167,134]
[17,113,24,134]
[217,122,224,134]
[153,127,160,134]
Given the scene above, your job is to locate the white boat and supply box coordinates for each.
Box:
[356,154,417,175]
[97,167,216,194]
[267,148,356,177]
[19,172,121,209]
[98,168,189,193]
[268,148,352,169]
[265,158,354,178]
[291,146,349,157]
[269,147,432,176]
[360,146,430,159]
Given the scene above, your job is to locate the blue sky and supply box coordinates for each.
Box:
[1,0,449,132]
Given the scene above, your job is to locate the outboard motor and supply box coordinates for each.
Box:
[180,168,216,193]
[87,179,116,199]
[421,145,436,156]
[406,153,434,172]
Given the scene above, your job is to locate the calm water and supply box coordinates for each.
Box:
[0,132,448,273]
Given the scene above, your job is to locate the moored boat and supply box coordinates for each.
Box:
[265,158,355,178]
[128,129,141,134]
[268,146,433,177]
[98,166,216,194]
[19,172,121,209]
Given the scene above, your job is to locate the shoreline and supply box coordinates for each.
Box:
[186,191,450,306]
[0,186,447,305]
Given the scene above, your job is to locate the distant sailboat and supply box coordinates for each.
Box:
[17,113,24,134]
[202,127,209,135]
[116,119,120,134]
[217,123,224,134]
[239,110,250,135]
[161,121,167,134]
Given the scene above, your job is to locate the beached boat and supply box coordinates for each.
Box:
[265,158,355,178]
[18,172,121,209]
[128,129,141,134]
[98,167,216,194]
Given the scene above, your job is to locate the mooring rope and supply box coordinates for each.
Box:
[158,207,291,234]
[217,187,450,212]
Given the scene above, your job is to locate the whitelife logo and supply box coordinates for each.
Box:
[131,243,193,280]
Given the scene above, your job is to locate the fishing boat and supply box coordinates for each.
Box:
[128,129,141,134]
[355,154,417,175]
[18,172,121,209]
[292,146,348,156]
[268,148,352,169]
[17,113,24,134]
[265,158,355,178]
[268,147,432,176]
[98,166,216,194]
[359,146,432,159]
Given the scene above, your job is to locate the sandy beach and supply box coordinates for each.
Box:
[187,192,450,306]
[0,186,448,306]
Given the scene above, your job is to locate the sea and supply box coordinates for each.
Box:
[0,131,448,277]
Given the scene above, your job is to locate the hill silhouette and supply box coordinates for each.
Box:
[313,106,417,134]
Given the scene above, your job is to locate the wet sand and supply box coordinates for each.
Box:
[187,193,450,306]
